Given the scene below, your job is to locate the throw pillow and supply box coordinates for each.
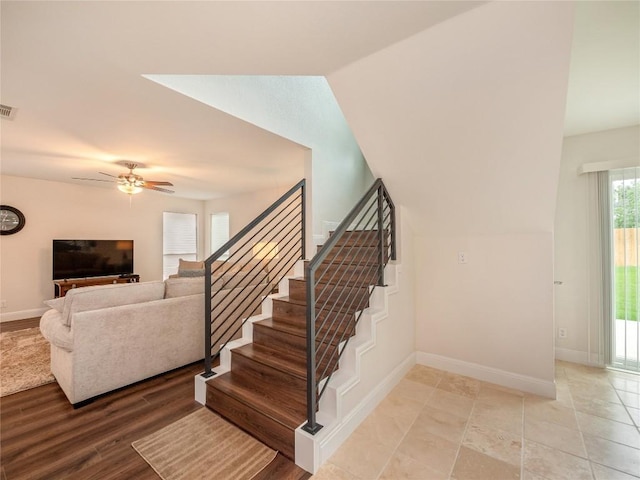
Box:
[178,268,205,277]
[178,259,204,270]
[177,258,205,277]
[44,297,65,312]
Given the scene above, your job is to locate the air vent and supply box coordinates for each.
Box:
[0,104,16,120]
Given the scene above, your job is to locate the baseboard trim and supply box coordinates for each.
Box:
[555,347,604,367]
[1,307,48,323]
[416,352,556,398]
[295,352,415,474]
[194,373,207,405]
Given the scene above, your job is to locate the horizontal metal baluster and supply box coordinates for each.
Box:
[315,203,379,288]
[205,181,304,266]
[204,180,305,374]
[317,244,388,397]
[318,200,375,281]
[312,195,375,281]
[316,250,379,327]
[383,187,397,261]
[306,179,397,435]
[211,233,302,344]
[208,213,302,320]
[210,282,277,355]
[315,240,374,317]
[256,239,304,289]
[316,187,392,393]
[313,240,378,343]
[314,251,380,368]
[314,221,379,319]
[314,243,380,360]
[221,200,301,272]
[209,253,301,360]
[211,194,301,271]
[317,263,383,397]
[320,264,375,344]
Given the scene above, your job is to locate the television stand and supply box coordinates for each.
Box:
[54,275,140,298]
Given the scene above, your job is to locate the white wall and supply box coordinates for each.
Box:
[554,125,640,364]
[0,175,205,320]
[204,184,295,257]
[145,75,374,239]
[329,1,574,394]
[416,232,555,394]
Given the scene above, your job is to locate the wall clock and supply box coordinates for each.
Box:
[0,205,26,235]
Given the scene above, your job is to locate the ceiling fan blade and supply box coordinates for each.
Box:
[98,171,118,178]
[143,185,174,194]
[143,180,174,186]
[72,177,114,182]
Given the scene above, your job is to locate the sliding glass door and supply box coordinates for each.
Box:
[610,167,640,371]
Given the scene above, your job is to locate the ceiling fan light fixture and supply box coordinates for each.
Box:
[75,161,174,195]
[117,183,143,195]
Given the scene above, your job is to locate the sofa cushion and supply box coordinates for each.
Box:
[164,276,224,298]
[61,281,165,327]
[165,277,203,298]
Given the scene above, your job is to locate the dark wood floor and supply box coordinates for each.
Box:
[0,317,40,333]
[0,321,311,480]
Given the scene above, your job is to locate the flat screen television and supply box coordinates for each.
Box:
[53,240,134,280]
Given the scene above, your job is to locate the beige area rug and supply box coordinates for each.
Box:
[132,408,278,480]
[0,327,55,397]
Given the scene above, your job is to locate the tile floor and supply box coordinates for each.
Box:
[311,361,640,480]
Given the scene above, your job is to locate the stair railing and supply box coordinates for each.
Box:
[302,178,396,434]
[202,179,306,378]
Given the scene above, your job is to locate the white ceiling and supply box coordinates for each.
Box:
[564,1,639,137]
[0,1,638,199]
[0,0,483,199]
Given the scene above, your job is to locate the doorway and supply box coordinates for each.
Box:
[610,167,640,371]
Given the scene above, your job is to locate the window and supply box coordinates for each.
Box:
[211,212,230,259]
[163,212,197,279]
[610,167,640,371]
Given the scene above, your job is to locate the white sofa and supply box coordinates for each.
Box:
[40,268,268,406]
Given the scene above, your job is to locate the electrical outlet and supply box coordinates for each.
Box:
[558,327,567,339]
[458,252,468,264]
[0,300,6,309]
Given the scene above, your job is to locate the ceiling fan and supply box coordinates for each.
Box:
[73,160,174,195]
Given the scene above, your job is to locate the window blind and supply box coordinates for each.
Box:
[163,212,197,279]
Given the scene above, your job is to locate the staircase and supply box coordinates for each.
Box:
[199,178,396,470]
[205,233,377,460]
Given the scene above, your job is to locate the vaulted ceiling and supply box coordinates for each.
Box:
[1,1,638,200]
[0,0,484,199]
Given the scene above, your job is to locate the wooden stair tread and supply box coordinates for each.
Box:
[276,295,306,306]
[328,230,390,247]
[290,277,373,288]
[255,317,349,346]
[232,343,307,379]
[254,317,306,338]
[273,295,368,318]
[207,372,305,430]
